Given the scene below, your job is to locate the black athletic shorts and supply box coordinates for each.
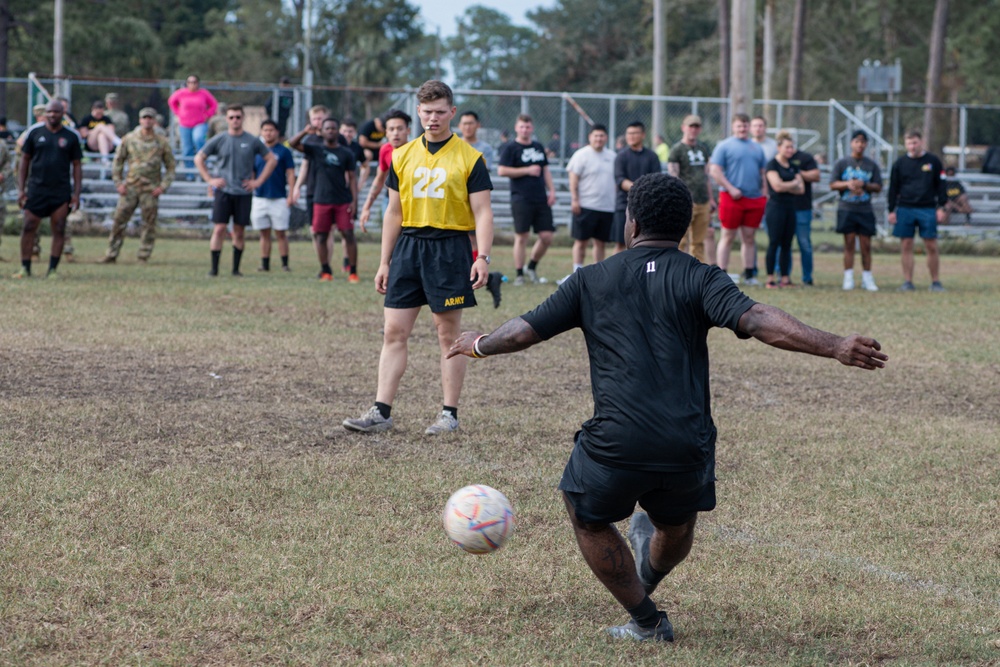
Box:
[25,193,71,219]
[836,209,877,237]
[609,210,628,245]
[212,191,253,226]
[571,208,614,242]
[511,200,555,234]
[384,232,477,313]
[558,436,716,525]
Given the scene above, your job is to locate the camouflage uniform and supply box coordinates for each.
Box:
[0,140,12,254]
[105,120,176,261]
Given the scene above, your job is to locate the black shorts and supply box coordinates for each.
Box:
[212,191,253,226]
[836,209,877,236]
[25,194,70,219]
[511,200,555,234]
[384,233,477,313]
[558,438,716,525]
[610,211,628,245]
[571,209,614,242]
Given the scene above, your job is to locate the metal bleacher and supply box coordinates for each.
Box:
[77,152,576,234]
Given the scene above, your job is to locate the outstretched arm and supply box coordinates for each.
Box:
[738,303,887,370]
[447,317,544,359]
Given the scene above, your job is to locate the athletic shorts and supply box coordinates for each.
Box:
[312,203,352,234]
[212,191,253,226]
[610,210,628,245]
[558,437,717,525]
[893,206,938,239]
[836,209,877,237]
[571,208,613,242]
[25,194,70,219]
[511,200,555,234]
[718,191,766,230]
[250,197,290,231]
[384,233,477,313]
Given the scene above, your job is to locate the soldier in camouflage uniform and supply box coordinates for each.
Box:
[99,107,176,263]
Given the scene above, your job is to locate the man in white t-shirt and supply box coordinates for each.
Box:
[558,124,617,285]
[751,116,777,162]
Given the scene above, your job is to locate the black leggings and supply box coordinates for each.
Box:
[765,205,797,278]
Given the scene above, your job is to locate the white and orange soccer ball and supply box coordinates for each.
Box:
[442,484,515,554]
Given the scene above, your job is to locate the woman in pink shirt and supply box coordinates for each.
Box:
[168,75,218,170]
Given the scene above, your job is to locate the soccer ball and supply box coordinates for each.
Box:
[442,484,514,554]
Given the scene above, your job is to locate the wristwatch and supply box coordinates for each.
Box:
[477,255,491,265]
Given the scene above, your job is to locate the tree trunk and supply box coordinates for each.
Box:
[787,0,805,101]
[923,0,949,150]
[0,0,9,117]
[718,0,730,99]
[762,0,773,118]
[729,0,753,116]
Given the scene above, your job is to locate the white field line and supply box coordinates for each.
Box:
[712,525,1000,610]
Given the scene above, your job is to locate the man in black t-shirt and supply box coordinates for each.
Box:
[447,173,887,642]
[289,118,358,280]
[613,121,662,253]
[358,116,386,171]
[13,100,83,279]
[498,114,556,284]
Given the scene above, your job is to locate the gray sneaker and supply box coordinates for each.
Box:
[897,281,916,292]
[628,512,659,595]
[606,611,674,642]
[930,281,946,292]
[343,406,393,433]
[743,277,761,286]
[425,410,459,435]
[524,267,549,284]
[513,275,526,286]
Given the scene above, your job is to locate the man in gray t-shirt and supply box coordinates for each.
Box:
[830,130,883,291]
[195,104,277,276]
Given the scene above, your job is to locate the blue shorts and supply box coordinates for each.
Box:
[893,206,937,239]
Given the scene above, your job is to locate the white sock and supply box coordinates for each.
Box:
[862,270,873,280]
[844,269,854,278]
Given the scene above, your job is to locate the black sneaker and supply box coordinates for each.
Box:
[232,270,243,277]
[486,271,503,308]
[628,512,660,595]
[606,611,674,642]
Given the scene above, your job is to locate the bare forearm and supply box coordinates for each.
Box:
[447,317,545,359]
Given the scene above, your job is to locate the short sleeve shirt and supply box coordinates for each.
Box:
[254,142,295,199]
[79,115,115,133]
[789,150,818,211]
[565,145,617,212]
[667,141,712,204]
[765,158,800,208]
[22,125,83,198]
[710,137,766,199]
[301,142,356,205]
[360,119,385,145]
[199,131,270,195]
[521,247,756,472]
[831,156,882,213]
[946,179,967,202]
[614,147,662,211]
[378,142,394,173]
[498,140,549,204]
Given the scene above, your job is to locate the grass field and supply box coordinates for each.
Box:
[1,237,998,666]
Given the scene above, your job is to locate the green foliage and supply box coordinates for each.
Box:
[447,6,536,91]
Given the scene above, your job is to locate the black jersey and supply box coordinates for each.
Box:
[522,247,755,472]
[22,125,83,198]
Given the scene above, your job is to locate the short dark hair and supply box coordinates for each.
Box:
[260,119,278,131]
[627,173,692,243]
[417,80,454,106]
[322,117,340,128]
[91,100,106,109]
[227,104,244,115]
[905,129,922,140]
[590,124,608,135]
[752,115,767,124]
[732,113,750,124]
[384,108,412,127]
[517,114,533,124]
[626,121,646,132]
[341,118,357,129]
[460,111,480,122]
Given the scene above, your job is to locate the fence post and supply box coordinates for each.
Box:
[560,95,567,166]
[609,96,616,145]
[521,95,529,116]
[828,101,835,161]
[959,105,968,172]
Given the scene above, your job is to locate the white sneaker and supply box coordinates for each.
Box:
[513,275,525,286]
[524,268,549,284]
[843,273,855,291]
[727,273,741,284]
[425,410,459,435]
[861,274,879,292]
[744,277,760,286]
[556,273,573,286]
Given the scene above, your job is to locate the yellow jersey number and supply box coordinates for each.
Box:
[413,166,446,199]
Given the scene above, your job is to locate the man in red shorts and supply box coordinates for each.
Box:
[289,117,358,281]
[709,113,767,285]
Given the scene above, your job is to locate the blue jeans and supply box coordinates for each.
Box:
[178,122,208,171]
[773,209,814,283]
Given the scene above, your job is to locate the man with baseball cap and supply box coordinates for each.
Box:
[99,107,176,264]
[667,115,715,263]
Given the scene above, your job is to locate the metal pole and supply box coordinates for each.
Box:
[959,105,968,172]
[559,95,567,167]
[828,101,836,161]
[652,0,666,140]
[609,96,616,145]
[53,0,64,99]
